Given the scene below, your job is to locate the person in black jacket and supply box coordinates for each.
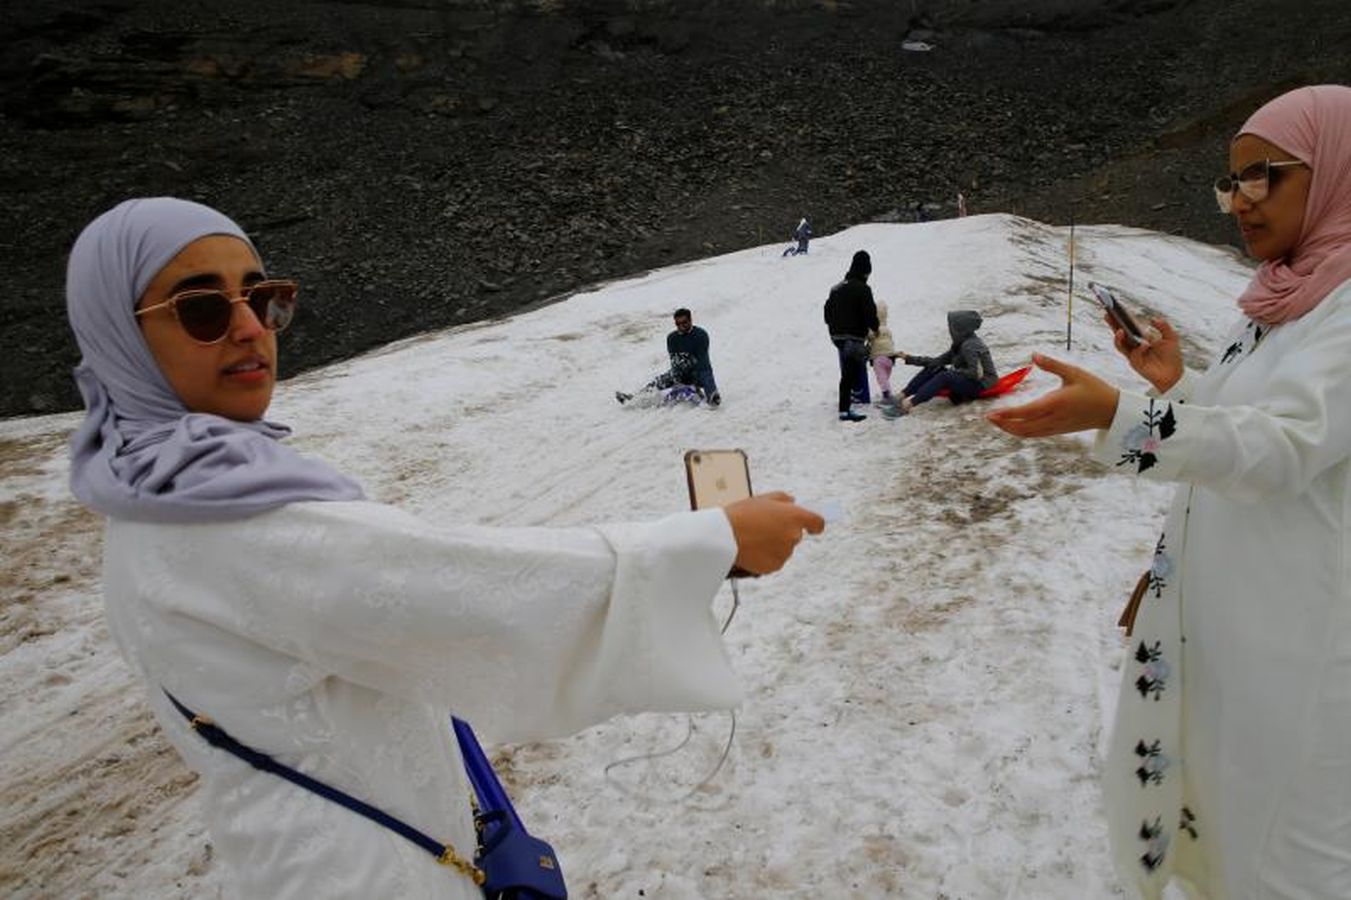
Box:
[883,309,998,418]
[824,250,880,422]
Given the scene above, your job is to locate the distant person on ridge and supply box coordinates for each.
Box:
[782,216,812,257]
[884,309,997,418]
[616,307,721,407]
[824,250,879,422]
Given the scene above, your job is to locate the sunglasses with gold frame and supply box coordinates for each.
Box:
[135,279,299,345]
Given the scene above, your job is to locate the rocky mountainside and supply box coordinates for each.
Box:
[3,0,1349,417]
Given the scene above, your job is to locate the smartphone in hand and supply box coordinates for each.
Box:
[685,449,751,509]
[685,449,754,578]
[1088,282,1147,347]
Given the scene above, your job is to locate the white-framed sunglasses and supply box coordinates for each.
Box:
[1213,159,1307,213]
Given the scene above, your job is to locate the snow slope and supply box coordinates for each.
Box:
[0,214,1254,898]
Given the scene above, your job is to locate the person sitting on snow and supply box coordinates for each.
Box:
[883,309,997,418]
[616,307,722,407]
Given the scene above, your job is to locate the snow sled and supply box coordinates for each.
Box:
[936,364,1032,401]
[661,384,704,406]
[617,384,705,409]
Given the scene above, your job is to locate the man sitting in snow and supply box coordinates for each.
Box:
[616,307,722,407]
[883,309,998,418]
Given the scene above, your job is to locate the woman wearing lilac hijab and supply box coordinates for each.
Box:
[67,197,824,898]
[990,85,1351,898]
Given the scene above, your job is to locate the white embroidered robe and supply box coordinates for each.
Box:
[101,501,740,899]
[1094,279,1351,899]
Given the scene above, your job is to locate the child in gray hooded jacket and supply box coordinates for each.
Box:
[885,310,997,417]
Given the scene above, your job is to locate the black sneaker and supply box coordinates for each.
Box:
[707,391,721,407]
[839,409,867,422]
[615,391,632,405]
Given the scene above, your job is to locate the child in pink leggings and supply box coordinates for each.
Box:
[870,300,899,405]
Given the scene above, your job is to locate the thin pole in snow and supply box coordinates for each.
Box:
[1066,215,1076,351]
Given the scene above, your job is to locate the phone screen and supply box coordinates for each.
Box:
[1088,282,1145,345]
[685,449,752,510]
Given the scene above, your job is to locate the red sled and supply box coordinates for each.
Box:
[936,364,1032,400]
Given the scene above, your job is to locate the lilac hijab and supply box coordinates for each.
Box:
[67,197,364,522]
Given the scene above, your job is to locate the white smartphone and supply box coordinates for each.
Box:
[1088,282,1146,346]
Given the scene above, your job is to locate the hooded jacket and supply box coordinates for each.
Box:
[907,310,998,389]
[824,270,879,341]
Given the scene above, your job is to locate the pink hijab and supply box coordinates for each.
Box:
[1235,84,1351,325]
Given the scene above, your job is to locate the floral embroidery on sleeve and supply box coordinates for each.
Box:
[1118,399,1177,472]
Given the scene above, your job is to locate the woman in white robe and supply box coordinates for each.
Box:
[989,85,1351,899]
[64,198,825,899]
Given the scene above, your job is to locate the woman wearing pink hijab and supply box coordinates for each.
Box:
[990,85,1351,899]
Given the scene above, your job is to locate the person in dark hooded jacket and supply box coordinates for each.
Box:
[824,250,880,422]
[884,309,997,417]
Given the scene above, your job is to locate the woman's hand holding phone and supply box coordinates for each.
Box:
[723,492,826,575]
[1106,313,1185,394]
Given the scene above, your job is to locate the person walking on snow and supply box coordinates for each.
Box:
[884,309,997,417]
[824,250,879,422]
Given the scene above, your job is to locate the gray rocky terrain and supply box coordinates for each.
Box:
[2,0,1349,417]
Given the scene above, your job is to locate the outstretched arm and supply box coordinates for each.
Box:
[119,496,824,744]
[989,290,1351,502]
[985,354,1119,436]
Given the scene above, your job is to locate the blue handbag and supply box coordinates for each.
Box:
[453,716,568,900]
[165,691,567,898]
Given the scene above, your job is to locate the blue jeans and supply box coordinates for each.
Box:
[689,367,719,398]
[834,340,869,411]
[904,366,982,405]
